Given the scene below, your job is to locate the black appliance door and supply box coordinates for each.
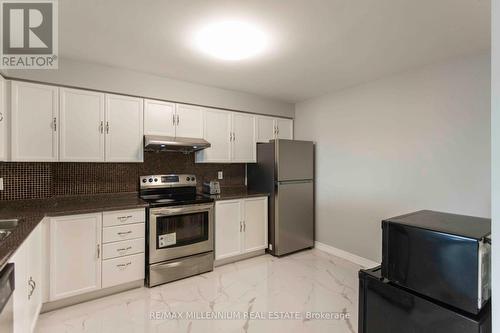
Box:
[359,267,491,333]
[382,221,480,314]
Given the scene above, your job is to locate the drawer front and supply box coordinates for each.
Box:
[102,238,145,260]
[103,209,145,227]
[103,223,144,243]
[102,253,145,288]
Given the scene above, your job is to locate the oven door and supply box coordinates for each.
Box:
[149,203,214,264]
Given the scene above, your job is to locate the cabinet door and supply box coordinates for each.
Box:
[276,118,293,140]
[0,77,6,161]
[27,224,42,332]
[9,239,28,333]
[232,113,256,162]
[243,197,268,253]
[49,213,102,301]
[143,99,175,136]
[196,108,231,163]
[255,116,276,143]
[215,200,243,260]
[11,81,58,161]
[175,104,204,138]
[60,88,105,162]
[105,94,144,162]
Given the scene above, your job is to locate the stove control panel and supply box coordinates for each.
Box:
[140,174,197,188]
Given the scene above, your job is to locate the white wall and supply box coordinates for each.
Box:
[1,58,294,118]
[491,1,499,330]
[295,53,491,262]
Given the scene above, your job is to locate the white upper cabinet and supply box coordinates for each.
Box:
[143,99,176,137]
[255,116,294,143]
[276,118,293,140]
[196,108,232,163]
[105,94,144,162]
[11,81,59,161]
[196,108,256,163]
[232,113,256,163]
[175,104,204,138]
[49,213,102,301]
[143,101,203,139]
[255,116,275,143]
[0,77,7,161]
[60,88,105,162]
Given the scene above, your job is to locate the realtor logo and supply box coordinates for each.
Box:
[1,0,58,68]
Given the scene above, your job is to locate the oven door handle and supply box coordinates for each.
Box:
[151,204,213,216]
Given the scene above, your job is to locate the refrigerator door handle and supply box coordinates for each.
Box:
[276,179,313,185]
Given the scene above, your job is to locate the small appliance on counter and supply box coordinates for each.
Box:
[359,210,492,333]
[140,174,215,287]
[203,181,220,195]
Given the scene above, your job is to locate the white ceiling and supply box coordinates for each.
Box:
[59,0,490,103]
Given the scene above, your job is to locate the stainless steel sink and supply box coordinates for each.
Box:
[0,219,18,242]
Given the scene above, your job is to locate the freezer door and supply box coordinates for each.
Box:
[275,180,314,256]
[276,140,314,181]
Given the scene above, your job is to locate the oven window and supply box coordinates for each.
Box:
[156,212,209,249]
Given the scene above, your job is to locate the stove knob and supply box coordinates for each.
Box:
[191,177,196,181]
[154,178,158,182]
[186,177,190,181]
[142,179,147,183]
[148,178,153,183]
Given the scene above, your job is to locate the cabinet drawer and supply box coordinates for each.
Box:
[102,253,144,288]
[102,223,144,243]
[103,209,145,227]
[102,238,145,260]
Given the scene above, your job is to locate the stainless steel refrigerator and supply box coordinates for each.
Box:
[248,139,314,256]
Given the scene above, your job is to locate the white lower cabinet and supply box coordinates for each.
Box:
[48,208,145,302]
[49,213,102,301]
[10,223,42,333]
[215,197,268,261]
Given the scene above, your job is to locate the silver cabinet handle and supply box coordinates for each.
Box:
[233,132,236,142]
[0,112,3,122]
[53,117,57,131]
[243,221,246,232]
[240,221,243,232]
[117,215,133,220]
[117,246,132,252]
[97,244,100,259]
[28,276,35,299]
[172,114,175,126]
[176,114,180,126]
[106,121,110,134]
[117,262,132,268]
[117,231,132,236]
[100,121,104,134]
[230,132,233,142]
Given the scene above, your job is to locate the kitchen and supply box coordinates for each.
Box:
[0,1,496,332]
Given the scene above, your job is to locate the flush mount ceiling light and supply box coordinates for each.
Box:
[193,21,268,61]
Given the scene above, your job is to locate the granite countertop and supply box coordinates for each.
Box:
[203,187,269,201]
[0,192,147,269]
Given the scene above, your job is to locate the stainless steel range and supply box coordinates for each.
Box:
[140,174,214,287]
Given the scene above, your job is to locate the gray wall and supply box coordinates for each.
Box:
[295,53,491,262]
[1,58,294,118]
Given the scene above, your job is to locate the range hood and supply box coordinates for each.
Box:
[144,135,211,153]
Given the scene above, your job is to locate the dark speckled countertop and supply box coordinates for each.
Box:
[0,192,147,269]
[203,187,269,201]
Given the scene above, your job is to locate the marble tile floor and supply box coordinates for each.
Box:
[35,249,362,333]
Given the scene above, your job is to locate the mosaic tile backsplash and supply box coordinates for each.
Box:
[0,152,246,201]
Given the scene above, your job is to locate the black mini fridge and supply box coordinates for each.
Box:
[358,267,491,333]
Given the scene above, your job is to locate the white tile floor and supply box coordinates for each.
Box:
[35,249,361,333]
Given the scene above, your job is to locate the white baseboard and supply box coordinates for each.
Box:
[314,241,379,268]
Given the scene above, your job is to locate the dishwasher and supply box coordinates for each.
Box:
[0,263,14,333]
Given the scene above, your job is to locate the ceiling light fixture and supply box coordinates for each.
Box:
[193,21,268,61]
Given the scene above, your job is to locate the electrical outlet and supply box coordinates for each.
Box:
[0,178,3,191]
[217,171,223,180]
